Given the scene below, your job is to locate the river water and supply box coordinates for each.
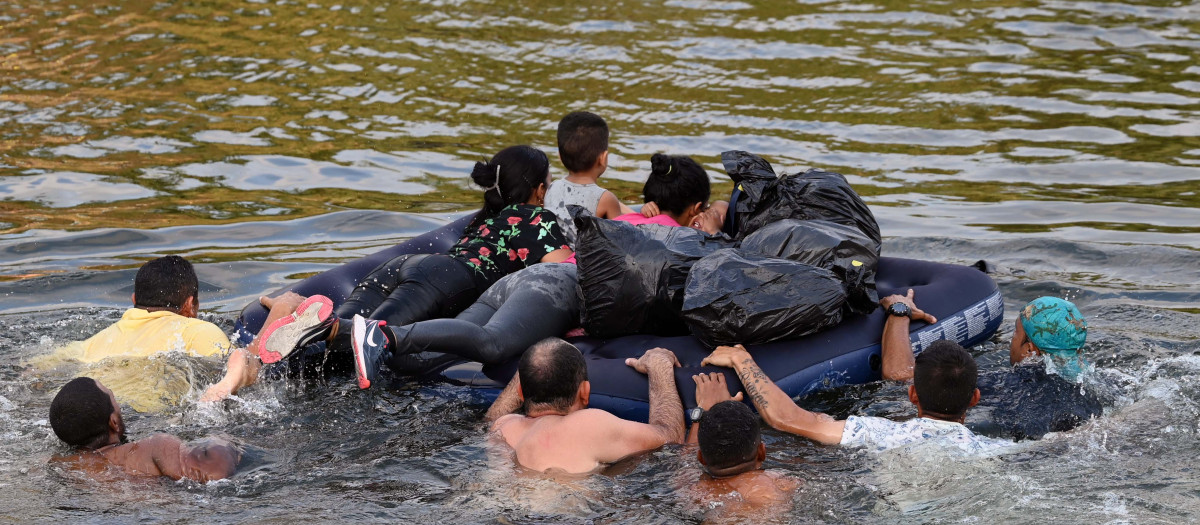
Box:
[1,0,1198,522]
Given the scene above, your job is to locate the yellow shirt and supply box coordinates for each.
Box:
[60,308,232,363]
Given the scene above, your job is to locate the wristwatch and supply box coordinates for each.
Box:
[689,407,705,423]
[886,302,911,318]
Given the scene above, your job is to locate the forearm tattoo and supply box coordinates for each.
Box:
[738,358,771,409]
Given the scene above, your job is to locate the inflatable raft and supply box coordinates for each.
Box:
[235,214,1003,422]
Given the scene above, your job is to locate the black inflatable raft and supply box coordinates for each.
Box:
[235,214,1003,422]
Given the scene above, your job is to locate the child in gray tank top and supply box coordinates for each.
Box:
[546,111,634,243]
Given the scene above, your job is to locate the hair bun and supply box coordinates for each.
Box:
[650,153,674,178]
[470,160,499,189]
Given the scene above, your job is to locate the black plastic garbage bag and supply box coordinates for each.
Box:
[739,219,879,315]
[721,150,881,246]
[574,211,737,338]
[682,249,847,348]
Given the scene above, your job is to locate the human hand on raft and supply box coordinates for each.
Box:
[626,347,681,374]
[641,201,661,218]
[701,344,752,369]
[879,289,937,324]
[693,372,743,410]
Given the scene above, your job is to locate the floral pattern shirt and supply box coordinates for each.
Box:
[450,204,570,286]
[840,416,1012,456]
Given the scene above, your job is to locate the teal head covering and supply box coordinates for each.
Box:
[1019,297,1088,379]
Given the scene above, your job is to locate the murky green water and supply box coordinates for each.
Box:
[2,0,1199,522]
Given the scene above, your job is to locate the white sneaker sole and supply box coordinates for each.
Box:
[258,295,334,364]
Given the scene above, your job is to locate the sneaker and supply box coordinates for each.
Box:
[257,295,335,364]
[352,314,390,389]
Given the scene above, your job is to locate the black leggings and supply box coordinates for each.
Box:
[384,263,579,369]
[338,253,483,327]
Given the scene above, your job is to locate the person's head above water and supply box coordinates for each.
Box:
[470,145,553,225]
[517,337,590,415]
[557,111,609,175]
[1012,296,1088,377]
[49,377,126,450]
[643,153,711,225]
[698,400,766,478]
[910,340,980,423]
[133,255,199,317]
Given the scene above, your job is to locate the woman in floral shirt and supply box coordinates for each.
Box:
[257,145,571,379]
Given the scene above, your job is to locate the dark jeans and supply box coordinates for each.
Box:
[385,263,580,371]
[337,253,483,326]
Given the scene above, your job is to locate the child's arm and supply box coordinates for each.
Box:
[596,191,633,219]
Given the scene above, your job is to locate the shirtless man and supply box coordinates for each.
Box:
[49,377,241,481]
[686,374,797,521]
[485,338,686,474]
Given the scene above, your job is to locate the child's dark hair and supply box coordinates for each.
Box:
[642,153,710,216]
[469,145,550,228]
[557,112,609,173]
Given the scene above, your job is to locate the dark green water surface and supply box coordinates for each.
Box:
[1,0,1198,522]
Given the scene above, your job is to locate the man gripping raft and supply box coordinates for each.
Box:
[484,338,686,474]
[702,340,1009,454]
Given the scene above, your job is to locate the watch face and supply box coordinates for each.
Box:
[889,302,910,317]
[689,408,703,421]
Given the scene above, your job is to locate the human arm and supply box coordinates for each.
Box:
[702,345,846,445]
[201,292,306,402]
[582,349,686,463]
[596,191,633,219]
[540,247,574,263]
[486,373,523,425]
[116,434,241,482]
[687,372,744,444]
[879,289,938,382]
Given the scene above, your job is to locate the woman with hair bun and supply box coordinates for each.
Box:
[255,145,572,388]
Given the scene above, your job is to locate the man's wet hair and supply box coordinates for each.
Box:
[134,255,198,310]
[698,400,761,470]
[49,377,115,450]
[642,153,711,216]
[557,111,609,173]
[518,337,588,413]
[913,340,978,417]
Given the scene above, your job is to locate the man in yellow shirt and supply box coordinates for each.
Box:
[60,256,231,362]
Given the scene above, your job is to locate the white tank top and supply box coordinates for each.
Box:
[544,179,608,245]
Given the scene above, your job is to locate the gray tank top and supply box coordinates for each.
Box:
[544,179,608,245]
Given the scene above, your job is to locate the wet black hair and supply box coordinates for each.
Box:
[642,153,711,216]
[698,400,761,470]
[517,337,588,413]
[49,377,115,450]
[134,255,198,310]
[469,145,551,229]
[914,340,978,418]
[556,111,609,173]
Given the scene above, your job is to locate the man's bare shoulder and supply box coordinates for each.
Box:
[490,413,527,433]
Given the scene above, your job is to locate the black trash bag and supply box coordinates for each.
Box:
[682,249,847,348]
[739,219,879,315]
[573,209,737,338]
[721,150,881,246]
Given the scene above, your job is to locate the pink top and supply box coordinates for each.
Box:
[564,212,682,264]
